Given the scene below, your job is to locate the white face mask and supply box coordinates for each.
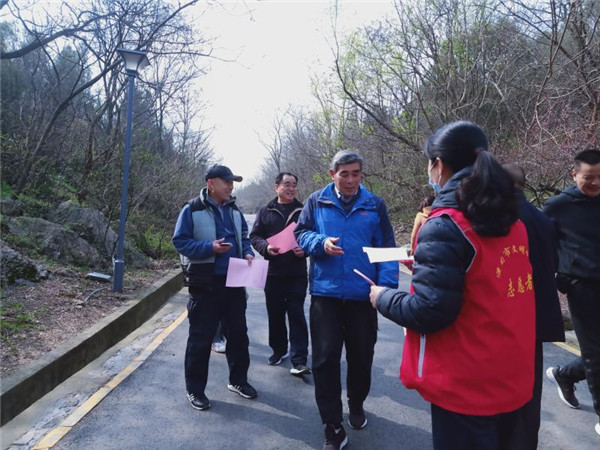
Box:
[428,160,442,194]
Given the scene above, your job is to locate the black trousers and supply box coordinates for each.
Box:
[310,296,377,425]
[184,276,249,394]
[560,279,600,417]
[264,276,309,365]
[431,402,528,450]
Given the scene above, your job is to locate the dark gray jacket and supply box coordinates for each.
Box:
[543,186,600,282]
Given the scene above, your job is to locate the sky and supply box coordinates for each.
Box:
[191,1,396,182]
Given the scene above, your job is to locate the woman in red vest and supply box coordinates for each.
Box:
[370,121,536,450]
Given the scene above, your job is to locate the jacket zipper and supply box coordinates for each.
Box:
[418,334,426,378]
[266,206,302,226]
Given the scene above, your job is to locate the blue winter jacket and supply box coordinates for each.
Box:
[295,183,397,300]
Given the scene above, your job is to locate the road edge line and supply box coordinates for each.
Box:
[32,310,187,450]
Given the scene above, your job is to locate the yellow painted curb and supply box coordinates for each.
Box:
[32,310,188,449]
[553,341,581,357]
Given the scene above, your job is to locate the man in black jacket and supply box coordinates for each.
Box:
[503,163,565,449]
[543,149,600,436]
[250,172,310,376]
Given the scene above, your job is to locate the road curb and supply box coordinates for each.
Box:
[0,270,183,426]
[564,330,580,352]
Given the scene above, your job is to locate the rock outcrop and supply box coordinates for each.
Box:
[4,217,102,268]
[0,242,49,285]
[50,201,149,268]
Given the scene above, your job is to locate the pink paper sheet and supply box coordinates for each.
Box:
[225,257,269,289]
[266,221,299,254]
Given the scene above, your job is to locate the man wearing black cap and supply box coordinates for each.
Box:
[173,164,256,411]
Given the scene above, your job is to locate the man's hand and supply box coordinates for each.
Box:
[369,285,386,309]
[292,247,305,258]
[244,254,254,264]
[213,238,232,254]
[324,237,344,256]
[267,245,280,256]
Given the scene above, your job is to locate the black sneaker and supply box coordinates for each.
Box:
[187,392,210,411]
[290,364,311,376]
[348,404,367,429]
[546,366,579,408]
[227,383,258,399]
[323,424,347,450]
[267,351,289,365]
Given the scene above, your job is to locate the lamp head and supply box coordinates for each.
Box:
[117,48,150,75]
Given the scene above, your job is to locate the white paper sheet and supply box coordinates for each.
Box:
[362,247,410,263]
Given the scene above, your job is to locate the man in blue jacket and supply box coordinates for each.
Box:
[173,165,256,411]
[295,150,397,450]
[543,149,600,436]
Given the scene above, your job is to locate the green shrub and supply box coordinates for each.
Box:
[16,192,50,217]
[133,224,178,260]
[1,181,14,199]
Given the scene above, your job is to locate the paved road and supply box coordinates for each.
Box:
[40,272,598,450]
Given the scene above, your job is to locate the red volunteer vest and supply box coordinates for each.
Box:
[401,208,536,415]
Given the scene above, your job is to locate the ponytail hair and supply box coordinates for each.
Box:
[425,121,518,236]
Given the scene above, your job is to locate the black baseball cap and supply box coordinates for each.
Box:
[205,165,243,182]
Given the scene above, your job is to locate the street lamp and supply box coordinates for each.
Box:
[113,48,150,293]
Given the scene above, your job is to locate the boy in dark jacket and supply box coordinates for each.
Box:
[543,149,600,436]
[250,172,310,375]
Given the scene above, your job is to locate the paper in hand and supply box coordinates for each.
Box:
[226,258,269,289]
[266,222,299,254]
[362,247,410,263]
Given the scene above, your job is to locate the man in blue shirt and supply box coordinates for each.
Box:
[295,150,398,450]
[173,165,256,411]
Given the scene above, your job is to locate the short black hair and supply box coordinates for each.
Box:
[574,149,600,171]
[275,172,298,184]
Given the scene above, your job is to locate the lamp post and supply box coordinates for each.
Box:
[113,48,150,293]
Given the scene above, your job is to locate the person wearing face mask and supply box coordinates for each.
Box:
[250,172,310,376]
[543,149,600,436]
[369,121,536,450]
[295,150,397,450]
[173,165,256,411]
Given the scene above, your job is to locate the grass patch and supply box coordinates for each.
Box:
[0,300,39,352]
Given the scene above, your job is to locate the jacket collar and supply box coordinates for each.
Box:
[318,183,375,210]
[200,187,237,209]
[431,166,472,210]
[266,197,303,209]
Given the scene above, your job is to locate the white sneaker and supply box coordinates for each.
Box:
[211,341,226,353]
[595,421,599,436]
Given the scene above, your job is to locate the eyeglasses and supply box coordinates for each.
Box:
[279,183,297,189]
